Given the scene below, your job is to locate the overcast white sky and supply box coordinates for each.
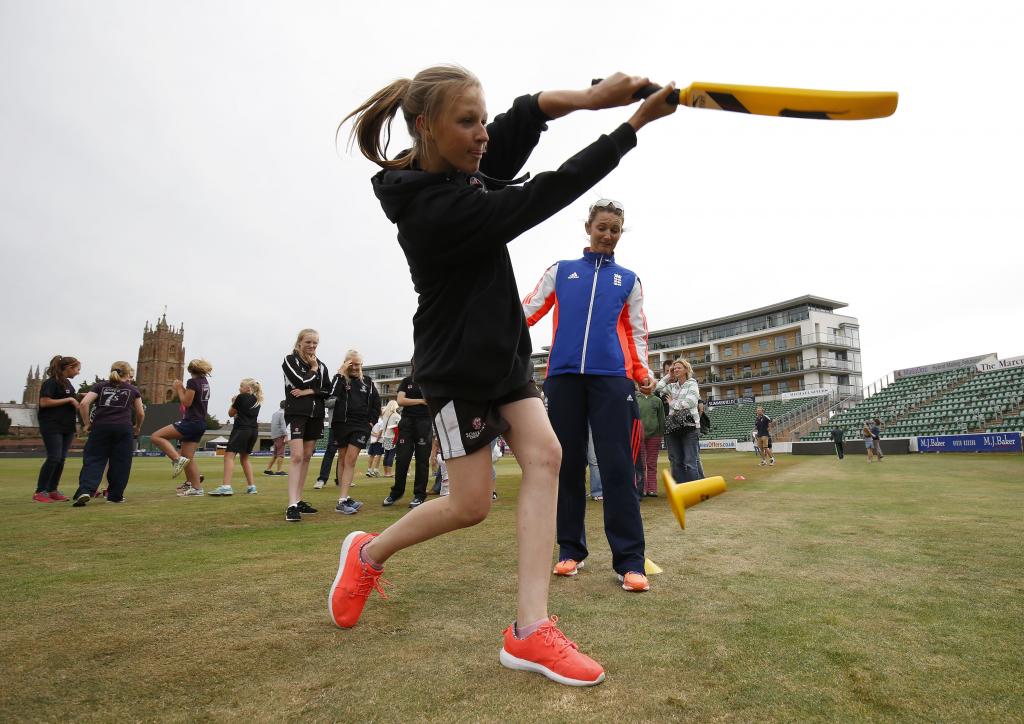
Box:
[2,1,1021,419]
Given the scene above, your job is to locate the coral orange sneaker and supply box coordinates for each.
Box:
[32,492,55,503]
[553,559,584,577]
[328,531,386,628]
[499,616,605,686]
[617,571,650,592]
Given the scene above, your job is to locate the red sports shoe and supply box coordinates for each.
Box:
[499,616,605,686]
[328,531,386,628]
[618,571,650,592]
[553,559,583,577]
[48,491,69,502]
[32,492,55,503]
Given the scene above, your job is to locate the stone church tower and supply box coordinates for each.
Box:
[22,366,42,405]
[136,314,185,403]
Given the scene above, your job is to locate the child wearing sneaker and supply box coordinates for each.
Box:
[329,66,677,686]
[378,400,401,478]
[265,401,288,476]
[150,359,213,496]
[73,361,145,506]
[282,329,331,521]
[210,378,263,496]
[34,355,81,503]
[329,350,380,514]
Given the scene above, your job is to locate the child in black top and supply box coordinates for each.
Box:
[385,368,433,508]
[281,328,330,521]
[34,355,81,502]
[329,350,381,514]
[328,66,676,686]
[209,378,264,496]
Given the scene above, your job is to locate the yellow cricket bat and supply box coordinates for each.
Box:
[592,79,899,120]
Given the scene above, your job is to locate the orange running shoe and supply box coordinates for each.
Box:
[553,559,584,576]
[499,616,605,686]
[328,531,386,628]
[617,571,650,592]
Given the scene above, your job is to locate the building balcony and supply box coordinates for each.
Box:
[703,358,860,385]
[654,331,859,368]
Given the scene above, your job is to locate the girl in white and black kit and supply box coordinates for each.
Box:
[327,66,677,687]
[34,355,81,503]
[330,350,381,515]
[282,328,331,522]
[209,378,264,496]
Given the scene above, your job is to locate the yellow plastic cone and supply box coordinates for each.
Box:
[644,558,664,575]
[662,469,727,530]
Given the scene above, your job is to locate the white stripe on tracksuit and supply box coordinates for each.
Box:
[433,401,466,459]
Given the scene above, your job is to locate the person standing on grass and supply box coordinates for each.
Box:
[377,400,401,478]
[656,359,702,484]
[586,425,603,501]
[871,417,884,461]
[862,420,876,462]
[315,399,342,490]
[366,407,386,477]
[73,361,144,506]
[754,406,774,466]
[383,365,432,508]
[210,378,263,496]
[636,383,665,497]
[34,355,81,503]
[150,359,213,496]
[282,329,330,522]
[524,198,654,594]
[831,425,845,459]
[265,401,288,476]
[330,350,381,515]
[329,66,675,686]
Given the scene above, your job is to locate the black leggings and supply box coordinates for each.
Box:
[389,417,433,500]
[37,430,74,493]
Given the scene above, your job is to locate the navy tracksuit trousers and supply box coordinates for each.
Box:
[75,424,135,502]
[545,374,645,575]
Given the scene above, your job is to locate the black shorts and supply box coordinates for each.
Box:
[332,422,371,450]
[426,381,540,460]
[173,419,206,443]
[226,427,258,454]
[368,441,385,456]
[286,414,324,442]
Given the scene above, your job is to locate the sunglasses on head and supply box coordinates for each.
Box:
[589,199,624,213]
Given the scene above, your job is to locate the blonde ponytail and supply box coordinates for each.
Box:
[187,358,213,376]
[341,65,480,170]
[242,378,264,405]
[108,361,134,385]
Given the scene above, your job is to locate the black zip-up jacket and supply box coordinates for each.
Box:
[371,93,637,400]
[281,354,330,418]
[328,374,381,427]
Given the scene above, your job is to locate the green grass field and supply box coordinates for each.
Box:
[2,451,1022,722]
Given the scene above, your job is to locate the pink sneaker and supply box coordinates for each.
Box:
[500,616,605,686]
[32,492,55,503]
[328,531,386,628]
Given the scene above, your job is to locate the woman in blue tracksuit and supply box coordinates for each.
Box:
[523,199,652,593]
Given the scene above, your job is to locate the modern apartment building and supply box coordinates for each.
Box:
[532,294,861,401]
[365,295,861,404]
